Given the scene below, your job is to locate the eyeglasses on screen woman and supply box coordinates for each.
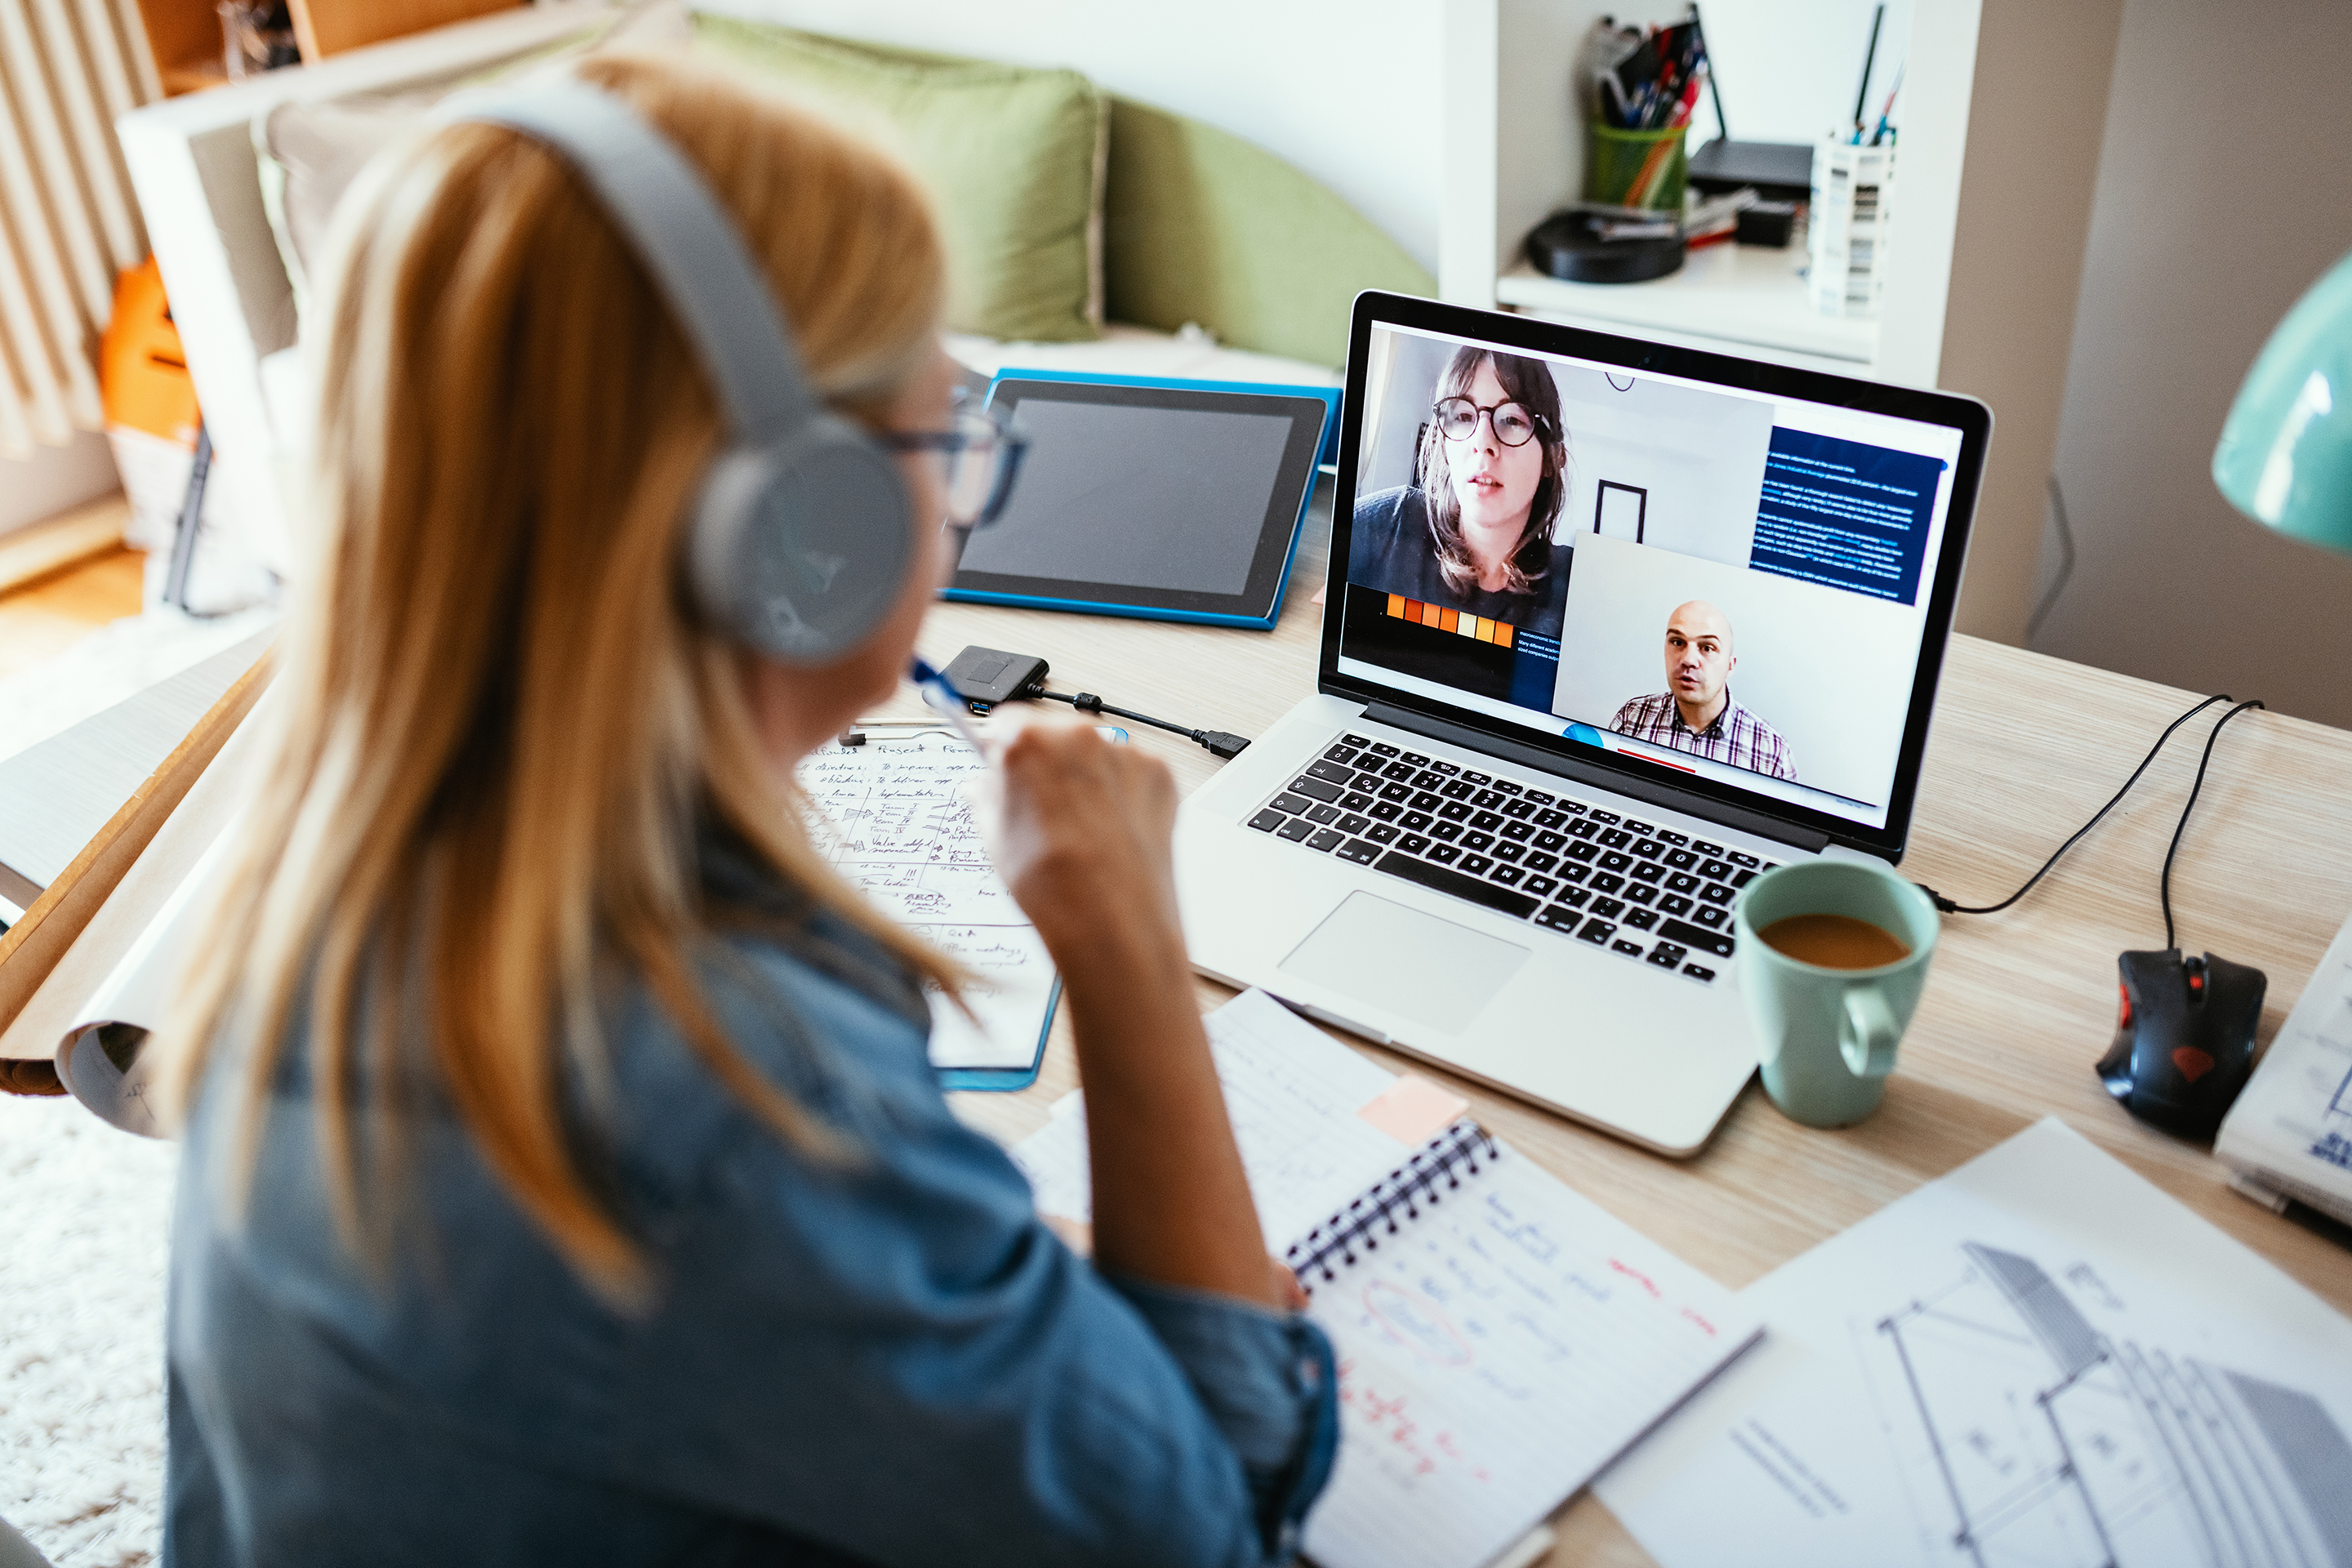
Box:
[879,387,1030,528]
[1431,395,1551,448]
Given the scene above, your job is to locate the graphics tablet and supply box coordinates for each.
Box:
[944,372,1337,630]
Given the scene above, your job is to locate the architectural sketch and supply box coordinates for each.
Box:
[1864,1243,2352,1568]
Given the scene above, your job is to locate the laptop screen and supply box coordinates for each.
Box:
[1326,298,1987,854]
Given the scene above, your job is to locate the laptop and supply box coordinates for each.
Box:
[1174,292,1991,1156]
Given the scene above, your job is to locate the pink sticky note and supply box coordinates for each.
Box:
[1356,1074,1469,1146]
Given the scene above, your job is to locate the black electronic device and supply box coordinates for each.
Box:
[1685,138,1815,202]
[1524,211,1685,284]
[1735,200,1798,248]
[1919,694,2274,1146]
[944,375,1334,630]
[1682,5,1815,201]
[938,644,1252,760]
[939,646,1050,708]
[2097,949,2267,1142]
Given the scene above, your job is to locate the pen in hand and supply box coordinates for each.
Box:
[911,657,990,755]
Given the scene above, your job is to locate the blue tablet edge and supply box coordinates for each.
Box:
[953,368,1343,632]
[936,976,1060,1094]
[986,367,1343,466]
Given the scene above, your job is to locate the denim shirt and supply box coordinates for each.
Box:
[164,884,1338,1566]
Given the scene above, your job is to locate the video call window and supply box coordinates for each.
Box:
[1341,323,1962,831]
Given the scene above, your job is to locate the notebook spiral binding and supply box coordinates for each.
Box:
[1285,1121,1499,1295]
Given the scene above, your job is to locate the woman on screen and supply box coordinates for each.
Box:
[154,51,1332,1567]
[1350,345,1573,638]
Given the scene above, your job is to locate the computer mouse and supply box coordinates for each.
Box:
[2096,949,2266,1142]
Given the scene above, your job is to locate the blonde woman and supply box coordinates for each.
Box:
[161,51,1334,1567]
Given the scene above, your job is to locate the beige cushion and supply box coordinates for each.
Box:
[252,1,696,316]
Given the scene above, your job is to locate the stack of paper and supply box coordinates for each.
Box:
[1595,1118,2352,1568]
[2217,904,2352,1227]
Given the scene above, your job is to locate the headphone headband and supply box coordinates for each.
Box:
[436,80,818,445]
[428,78,917,665]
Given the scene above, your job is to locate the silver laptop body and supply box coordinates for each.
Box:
[1175,293,1991,1156]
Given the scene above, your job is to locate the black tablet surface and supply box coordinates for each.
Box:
[944,374,1334,629]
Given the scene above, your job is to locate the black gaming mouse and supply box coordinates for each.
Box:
[2096,949,2266,1142]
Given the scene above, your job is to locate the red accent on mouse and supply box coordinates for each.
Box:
[2096,950,2265,1142]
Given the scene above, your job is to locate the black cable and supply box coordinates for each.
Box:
[1916,693,2235,916]
[2161,699,2264,951]
[1036,689,1250,760]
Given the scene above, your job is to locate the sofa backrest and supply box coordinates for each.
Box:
[1103,96,1431,369]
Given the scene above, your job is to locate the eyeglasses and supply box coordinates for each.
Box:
[877,389,1030,528]
[1432,395,1548,448]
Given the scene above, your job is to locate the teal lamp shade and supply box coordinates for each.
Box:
[2212,247,2352,552]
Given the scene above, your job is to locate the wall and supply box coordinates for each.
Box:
[0,434,119,539]
[698,0,1919,292]
[1694,0,1911,147]
[695,0,1446,274]
[2034,0,2352,728]
[1933,0,2121,643]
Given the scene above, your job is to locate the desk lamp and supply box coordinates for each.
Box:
[2213,247,2352,551]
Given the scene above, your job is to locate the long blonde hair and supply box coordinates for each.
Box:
[159,51,956,1299]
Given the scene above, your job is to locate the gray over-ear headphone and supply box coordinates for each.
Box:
[436,79,915,664]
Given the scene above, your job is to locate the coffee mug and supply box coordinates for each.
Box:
[1735,858,1940,1127]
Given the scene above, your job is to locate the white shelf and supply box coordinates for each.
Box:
[1445,0,1982,390]
[1495,246,1878,368]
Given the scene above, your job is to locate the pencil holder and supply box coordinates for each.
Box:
[1808,137,1895,318]
[1585,124,1686,212]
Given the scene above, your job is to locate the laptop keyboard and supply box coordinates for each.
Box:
[1244,733,1777,984]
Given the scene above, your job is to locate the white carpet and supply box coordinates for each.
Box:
[0,1095,172,1567]
[0,605,278,771]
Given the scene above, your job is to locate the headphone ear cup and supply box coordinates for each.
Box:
[690,418,915,663]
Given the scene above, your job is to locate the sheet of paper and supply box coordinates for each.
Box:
[800,731,1052,1071]
[1303,1141,1761,1568]
[1595,1117,2352,1568]
[56,824,240,1135]
[2217,903,2352,1223]
[1012,987,1421,1247]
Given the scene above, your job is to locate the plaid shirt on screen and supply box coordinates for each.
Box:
[1608,690,1797,780]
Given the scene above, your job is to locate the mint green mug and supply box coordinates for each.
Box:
[1735,859,1940,1127]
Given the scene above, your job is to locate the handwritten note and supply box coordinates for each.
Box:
[1011,990,1764,1568]
[1305,1147,1757,1568]
[799,733,1052,1071]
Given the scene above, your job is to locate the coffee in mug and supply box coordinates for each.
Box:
[1758,913,1910,971]
[1735,860,1940,1127]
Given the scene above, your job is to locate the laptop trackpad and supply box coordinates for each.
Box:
[1278,892,1530,1034]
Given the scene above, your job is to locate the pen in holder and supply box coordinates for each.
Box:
[1586,123,1688,212]
[1809,136,1895,318]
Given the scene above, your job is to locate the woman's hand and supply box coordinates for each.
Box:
[972,713,1281,1308]
[1043,1216,1309,1312]
[972,712,1184,966]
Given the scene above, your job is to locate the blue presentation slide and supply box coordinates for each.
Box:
[1748,430,1944,604]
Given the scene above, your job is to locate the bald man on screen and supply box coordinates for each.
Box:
[1607,600,1796,780]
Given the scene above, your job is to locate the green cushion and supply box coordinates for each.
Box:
[691,17,1105,344]
[1103,97,1434,369]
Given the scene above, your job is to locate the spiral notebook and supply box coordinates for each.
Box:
[1013,991,1764,1568]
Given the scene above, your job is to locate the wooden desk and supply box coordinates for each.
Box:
[895,502,2352,1565]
